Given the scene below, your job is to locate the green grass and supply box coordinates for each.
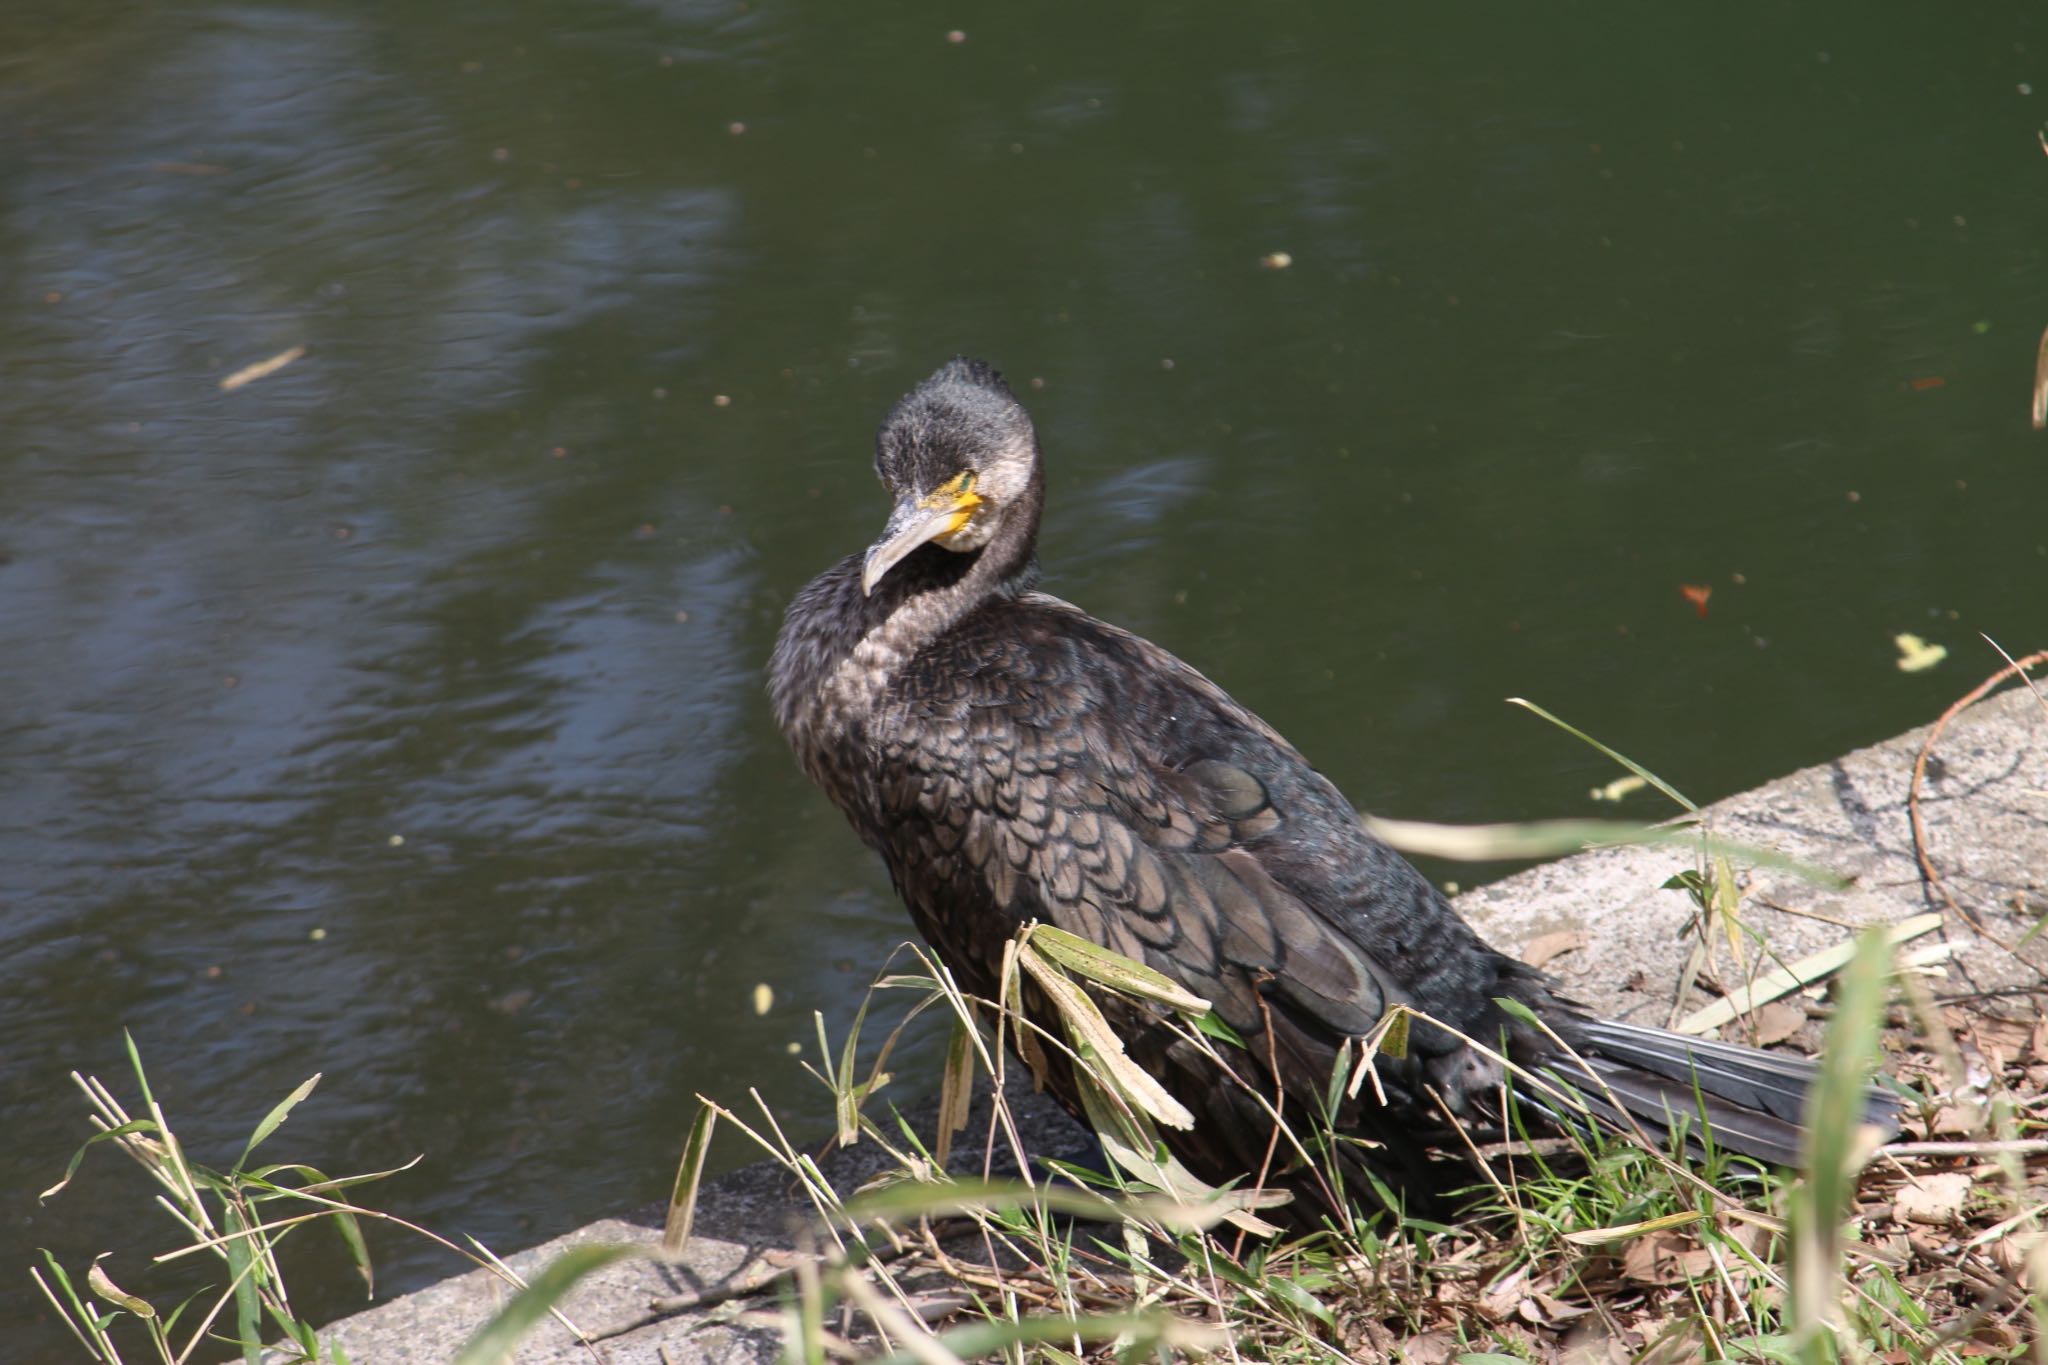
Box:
[30,701,2048,1363]
[29,1034,615,1364]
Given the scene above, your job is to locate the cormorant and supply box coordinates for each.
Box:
[770,357,1895,1216]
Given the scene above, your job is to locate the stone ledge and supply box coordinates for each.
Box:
[320,684,2047,1362]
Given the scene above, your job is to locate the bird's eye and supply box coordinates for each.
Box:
[957,472,977,494]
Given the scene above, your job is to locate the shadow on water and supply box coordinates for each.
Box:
[3,0,2045,1350]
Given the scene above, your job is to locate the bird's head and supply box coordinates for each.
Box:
[862,358,1039,596]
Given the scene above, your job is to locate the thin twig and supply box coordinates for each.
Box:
[1909,648,2048,935]
[1880,1139,2048,1158]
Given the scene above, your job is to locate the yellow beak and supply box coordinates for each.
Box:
[861,485,982,596]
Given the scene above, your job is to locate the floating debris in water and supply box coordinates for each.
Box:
[219,345,306,392]
[752,982,774,1015]
[2033,323,2048,430]
[1894,633,1948,673]
[1591,774,1648,803]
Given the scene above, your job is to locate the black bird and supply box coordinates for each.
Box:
[771,358,1895,1216]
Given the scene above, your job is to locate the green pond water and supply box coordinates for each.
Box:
[4,0,2044,1350]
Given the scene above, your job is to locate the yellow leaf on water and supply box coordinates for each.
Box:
[1893,633,1948,673]
[1590,774,1648,803]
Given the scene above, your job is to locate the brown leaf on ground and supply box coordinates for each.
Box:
[1523,930,1589,970]
[1892,1171,1972,1227]
[1965,1013,2035,1058]
[1560,1319,1629,1365]
[1519,1291,1591,1329]
[1724,999,1805,1046]
[1620,1232,1713,1286]
[1397,1329,1460,1365]
[1928,1104,1978,1136]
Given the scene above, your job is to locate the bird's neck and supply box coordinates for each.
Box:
[865,470,1042,663]
[770,472,1043,771]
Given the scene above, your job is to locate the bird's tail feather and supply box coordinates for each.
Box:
[1528,1017,1900,1168]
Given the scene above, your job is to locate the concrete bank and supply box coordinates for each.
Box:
[322,683,2048,1362]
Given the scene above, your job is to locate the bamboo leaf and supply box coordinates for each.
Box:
[1561,1208,1706,1246]
[39,1119,159,1202]
[1376,1008,1412,1061]
[663,1098,719,1255]
[234,1073,322,1175]
[1363,814,1846,887]
[1505,698,1697,812]
[934,1015,975,1167]
[1788,928,1893,1365]
[1264,1272,1336,1327]
[451,1244,642,1365]
[1714,853,1747,970]
[271,1163,375,1297]
[1675,913,1939,1036]
[1069,1077,1286,1235]
[85,1256,155,1318]
[332,1203,374,1299]
[1192,1010,1246,1048]
[1024,924,1209,1013]
[927,1308,1218,1360]
[1016,946,1194,1129]
[223,1205,264,1365]
[998,934,1049,1082]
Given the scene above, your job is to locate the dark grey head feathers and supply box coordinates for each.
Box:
[875,358,1036,499]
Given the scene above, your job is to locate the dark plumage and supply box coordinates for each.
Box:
[770,357,1897,1218]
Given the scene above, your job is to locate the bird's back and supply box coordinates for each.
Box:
[857,591,1567,1164]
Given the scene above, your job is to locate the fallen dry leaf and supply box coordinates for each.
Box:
[1892,1171,1971,1227]
[1523,930,1589,970]
[1926,1104,1977,1137]
[1620,1231,1713,1286]
[1397,1329,1460,1365]
[1518,1292,1591,1329]
[1559,1319,1629,1365]
[1736,999,1807,1046]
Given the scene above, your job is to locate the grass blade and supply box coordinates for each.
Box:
[39,1119,160,1203]
[1674,912,1938,1036]
[222,1205,263,1365]
[450,1244,641,1365]
[1023,924,1210,1013]
[1788,927,1892,1365]
[233,1073,321,1175]
[662,1098,719,1256]
[934,1014,975,1167]
[1015,946,1193,1129]
[1505,697,1697,812]
[1363,814,1846,887]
